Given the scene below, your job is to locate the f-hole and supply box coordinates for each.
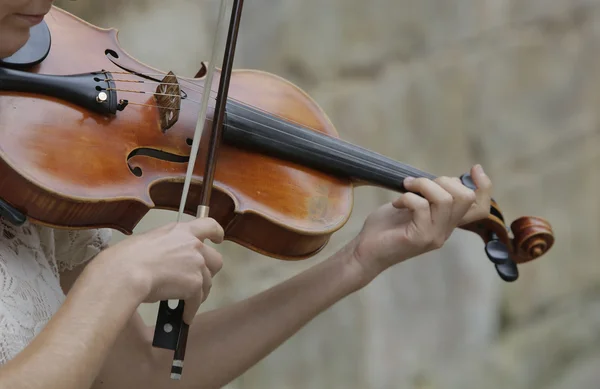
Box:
[127,148,190,177]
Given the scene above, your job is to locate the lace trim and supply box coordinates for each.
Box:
[54,228,112,272]
[0,219,112,364]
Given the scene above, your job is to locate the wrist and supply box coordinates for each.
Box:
[330,237,374,292]
[85,249,149,307]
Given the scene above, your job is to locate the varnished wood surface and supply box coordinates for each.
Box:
[0,6,353,259]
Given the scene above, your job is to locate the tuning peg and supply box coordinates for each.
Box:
[485,238,510,264]
[460,172,520,282]
[485,237,518,281]
[495,259,519,282]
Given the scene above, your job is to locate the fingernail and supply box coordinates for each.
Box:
[404,177,414,184]
[475,164,484,174]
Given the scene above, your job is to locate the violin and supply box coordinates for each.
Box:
[0,4,554,379]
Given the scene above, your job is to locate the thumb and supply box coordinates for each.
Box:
[184,217,225,244]
[469,164,492,211]
[470,164,492,193]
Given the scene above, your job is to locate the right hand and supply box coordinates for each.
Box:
[96,217,225,323]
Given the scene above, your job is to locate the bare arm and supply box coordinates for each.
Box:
[58,261,158,389]
[0,255,146,389]
[0,235,360,389]
[0,217,225,389]
[54,242,364,389]
[146,243,364,389]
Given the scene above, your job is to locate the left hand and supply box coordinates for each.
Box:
[349,164,492,284]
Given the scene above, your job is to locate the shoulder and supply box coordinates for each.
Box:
[0,220,113,363]
[0,218,112,272]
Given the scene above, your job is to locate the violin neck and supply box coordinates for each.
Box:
[223,101,436,191]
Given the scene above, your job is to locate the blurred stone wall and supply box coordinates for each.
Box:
[54,0,599,388]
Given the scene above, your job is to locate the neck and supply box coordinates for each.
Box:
[222,100,436,192]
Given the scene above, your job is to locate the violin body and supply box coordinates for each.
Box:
[0,7,353,259]
[0,7,554,274]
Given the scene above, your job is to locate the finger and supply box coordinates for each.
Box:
[199,265,213,303]
[197,243,223,276]
[185,217,225,244]
[434,176,476,225]
[183,283,203,325]
[461,164,492,223]
[402,177,453,228]
[392,191,432,231]
[471,164,492,205]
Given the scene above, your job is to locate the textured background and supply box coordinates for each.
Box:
[54,0,599,387]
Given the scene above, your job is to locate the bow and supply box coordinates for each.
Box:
[151,0,246,380]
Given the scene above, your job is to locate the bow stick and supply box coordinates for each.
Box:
[151,0,246,380]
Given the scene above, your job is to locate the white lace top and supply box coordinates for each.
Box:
[0,218,112,365]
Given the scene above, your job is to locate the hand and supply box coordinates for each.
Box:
[95,218,225,323]
[350,164,492,283]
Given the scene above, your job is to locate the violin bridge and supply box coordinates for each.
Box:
[155,71,181,132]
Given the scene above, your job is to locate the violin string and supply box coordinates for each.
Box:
[106,78,429,181]
[105,88,201,105]
[109,70,220,91]
[102,77,434,179]
[105,77,367,149]
[126,101,180,110]
[123,96,432,180]
[106,75,218,102]
[106,71,389,151]
[123,109,423,181]
[124,99,430,181]
[104,77,337,140]
[220,123,428,180]
[105,75,342,137]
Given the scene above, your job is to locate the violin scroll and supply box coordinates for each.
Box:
[460,173,554,282]
[510,216,554,263]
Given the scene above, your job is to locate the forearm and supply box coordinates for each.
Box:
[0,256,143,389]
[152,243,366,389]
